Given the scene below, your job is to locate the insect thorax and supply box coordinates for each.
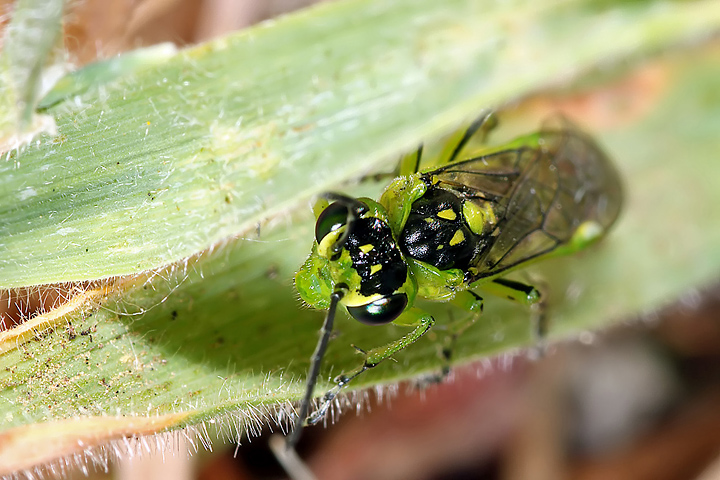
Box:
[345,216,408,298]
[399,184,482,272]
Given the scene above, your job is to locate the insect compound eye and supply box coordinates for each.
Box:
[315,202,349,243]
[346,293,408,326]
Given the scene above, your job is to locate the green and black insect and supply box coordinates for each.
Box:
[285,114,623,449]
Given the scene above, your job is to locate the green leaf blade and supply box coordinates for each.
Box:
[3,0,720,287]
[2,0,720,473]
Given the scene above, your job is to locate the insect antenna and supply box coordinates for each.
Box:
[286,285,347,450]
[320,193,368,255]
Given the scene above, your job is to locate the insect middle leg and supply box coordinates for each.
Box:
[397,111,499,176]
[433,278,548,385]
[307,308,435,424]
[422,290,486,380]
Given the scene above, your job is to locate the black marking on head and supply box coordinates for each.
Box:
[345,216,407,297]
[400,186,482,271]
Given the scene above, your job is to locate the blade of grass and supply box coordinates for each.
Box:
[2,0,720,474]
[2,41,720,473]
[0,0,63,137]
[1,0,720,287]
[36,43,178,110]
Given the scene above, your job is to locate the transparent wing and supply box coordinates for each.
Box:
[426,122,623,282]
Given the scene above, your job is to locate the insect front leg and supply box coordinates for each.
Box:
[362,111,499,182]
[438,111,498,164]
[307,307,435,425]
[358,144,424,183]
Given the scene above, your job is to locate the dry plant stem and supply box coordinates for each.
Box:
[287,290,344,448]
[270,434,318,480]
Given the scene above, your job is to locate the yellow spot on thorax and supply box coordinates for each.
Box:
[359,244,374,254]
[436,208,457,221]
[449,229,465,246]
[370,264,382,275]
[462,200,496,235]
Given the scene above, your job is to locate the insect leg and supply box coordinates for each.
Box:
[444,111,497,163]
[357,111,497,182]
[307,308,435,425]
[431,290,485,378]
[530,291,549,356]
[397,144,424,176]
[480,278,548,354]
[481,278,541,306]
[358,143,425,183]
[451,289,485,314]
[358,111,498,182]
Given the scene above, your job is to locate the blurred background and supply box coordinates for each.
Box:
[1,0,719,479]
